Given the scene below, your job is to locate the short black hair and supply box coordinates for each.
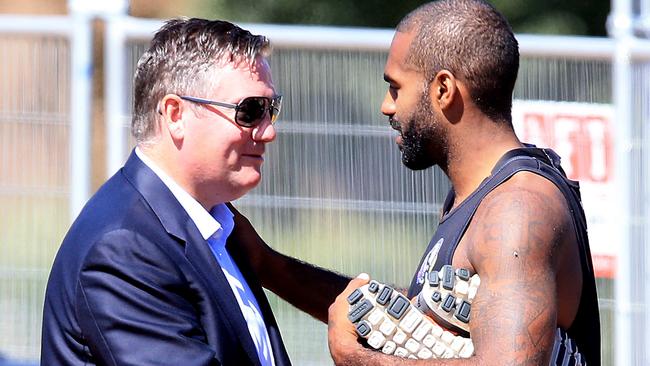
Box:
[398,0,519,124]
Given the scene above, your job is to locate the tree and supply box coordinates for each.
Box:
[195,0,609,36]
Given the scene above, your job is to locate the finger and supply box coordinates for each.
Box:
[341,273,370,295]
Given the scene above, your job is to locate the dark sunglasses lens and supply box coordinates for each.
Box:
[236,97,269,127]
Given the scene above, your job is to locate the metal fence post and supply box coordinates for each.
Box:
[104,15,128,177]
[68,0,130,215]
[609,0,634,364]
[68,6,93,220]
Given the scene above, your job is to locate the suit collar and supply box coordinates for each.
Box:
[134,147,223,240]
[122,150,191,241]
[121,150,268,366]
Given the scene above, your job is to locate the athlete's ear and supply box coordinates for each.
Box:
[429,70,458,111]
[430,70,465,124]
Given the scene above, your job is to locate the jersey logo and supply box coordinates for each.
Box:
[416,238,444,285]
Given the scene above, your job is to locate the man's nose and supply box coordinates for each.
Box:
[381,91,396,117]
[252,118,276,142]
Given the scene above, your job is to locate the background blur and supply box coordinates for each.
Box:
[0,0,648,365]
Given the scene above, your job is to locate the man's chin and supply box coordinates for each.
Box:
[242,173,262,190]
[402,156,434,171]
[228,173,262,199]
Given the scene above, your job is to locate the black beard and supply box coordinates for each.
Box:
[400,92,444,171]
[401,121,436,170]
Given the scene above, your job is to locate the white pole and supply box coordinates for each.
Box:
[68,12,93,220]
[105,16,128,177]
[68,0,129,208]
[609,0,634,364]
[0,15,73,35]
[638,0,650,35]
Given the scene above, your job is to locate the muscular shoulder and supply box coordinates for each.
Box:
[462,171,572,275]
[479,171,570,228]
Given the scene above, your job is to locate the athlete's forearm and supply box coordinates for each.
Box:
[262,250,350,323]
[228,203,350,322]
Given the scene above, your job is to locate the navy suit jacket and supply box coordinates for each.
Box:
[41,151,291,366]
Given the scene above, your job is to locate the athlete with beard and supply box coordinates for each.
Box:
[229,0,601,365]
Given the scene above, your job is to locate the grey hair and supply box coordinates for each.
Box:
[398,0,519,124]
[131,18,271,143]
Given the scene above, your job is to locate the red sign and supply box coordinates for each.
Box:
[516,110,613,183]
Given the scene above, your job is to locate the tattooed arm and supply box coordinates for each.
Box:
[227,204,350,323]
[328,172,577,365]
[460,171,574,365]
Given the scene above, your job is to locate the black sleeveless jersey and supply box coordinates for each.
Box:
[406,147,601,365]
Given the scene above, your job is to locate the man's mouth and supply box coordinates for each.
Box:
[389,117,401,132]
[242,153,264,161]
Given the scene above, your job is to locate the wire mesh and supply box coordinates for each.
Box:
[0,35,71,360]
[0,19,641,365]
[632,60,650,366]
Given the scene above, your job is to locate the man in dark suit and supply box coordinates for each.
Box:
[41,18,290,366]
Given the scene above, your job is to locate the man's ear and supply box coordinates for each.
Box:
[429,70,458,111]
[159,94,186,141]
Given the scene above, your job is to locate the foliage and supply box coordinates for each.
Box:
[194,0,610,36]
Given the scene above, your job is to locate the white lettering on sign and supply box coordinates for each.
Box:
[512,102,613,183]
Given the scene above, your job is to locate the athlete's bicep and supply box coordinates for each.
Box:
[463,174,570,365]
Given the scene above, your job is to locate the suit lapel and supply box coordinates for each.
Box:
[121,151,262,366]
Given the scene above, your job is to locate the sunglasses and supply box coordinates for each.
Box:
[180,95,282,128]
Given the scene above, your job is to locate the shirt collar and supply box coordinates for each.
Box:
[209,203,235,244]
[135,147,232,240]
